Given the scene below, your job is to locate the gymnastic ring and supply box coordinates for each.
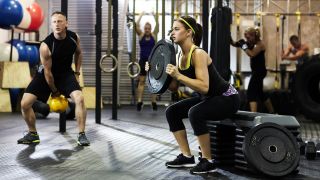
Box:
[127,62,141,78]
[99,54,118,73]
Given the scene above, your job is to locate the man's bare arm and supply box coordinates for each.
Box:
[40,43,58,93]
[74,34,83,74]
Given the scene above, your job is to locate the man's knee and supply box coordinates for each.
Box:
[21,97,33,111]
[74,95,84,105]
[71,91,85,105]
[20,98,31,110]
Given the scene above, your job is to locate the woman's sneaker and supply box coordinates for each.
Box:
[190,158,217,174]
[17,132,40,145]
[165,153,196,168]
[136,102,143,111]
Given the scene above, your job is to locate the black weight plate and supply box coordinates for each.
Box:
[209,130,235,138]
[66,101,76,120]
[236,134,245,140]
[32,100,50,119]
[243,123,299,177]
[147,39,176,94]
[210,136,235,143]
[235,146,244,153]
[211,140,235,145]
[235,152,245,160]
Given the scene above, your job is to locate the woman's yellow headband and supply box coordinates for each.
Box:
[179,17,195,34]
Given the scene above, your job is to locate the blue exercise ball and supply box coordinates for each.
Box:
[0,0,23,29]
[29,45,39,66]
[9,88,20,108]
[10,39,28,61]
[25,45,39,66]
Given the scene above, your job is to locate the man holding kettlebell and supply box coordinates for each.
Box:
[18,11,90,146]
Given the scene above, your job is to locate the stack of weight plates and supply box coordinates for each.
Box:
[208,111,301,177]
[234,126,255,173]
[207,121,236,166]
[231,112,301,177]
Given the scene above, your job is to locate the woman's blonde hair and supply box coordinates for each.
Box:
[245,27,260,39]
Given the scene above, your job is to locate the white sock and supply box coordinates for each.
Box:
[207,159,213,163]
[183,154,193,158]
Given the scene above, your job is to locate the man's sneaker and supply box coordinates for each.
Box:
[151,102,158,111]
[17,132,40,145]
[190,158,217,174]
[77,132,90,146]
[165,153,196,168]
[137,102,143,111]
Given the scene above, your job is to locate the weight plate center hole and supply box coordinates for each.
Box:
[269,145,277,153]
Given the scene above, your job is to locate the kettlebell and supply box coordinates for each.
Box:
[48,95,69,113]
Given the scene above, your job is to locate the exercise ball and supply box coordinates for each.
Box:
[26,2,44,31]
[0,43,19,61]
[10,39,28,61]
[19,0,34,8]
[15,7,31,31]
[30,45,39,66]
[9,88,20,110]
[0,0,23,29]
[48,95,69,113]
[25,45,39,65]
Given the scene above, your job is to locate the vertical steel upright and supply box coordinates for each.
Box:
[112,0,119,120]
[202,0,209,52]
[96,0,102,124]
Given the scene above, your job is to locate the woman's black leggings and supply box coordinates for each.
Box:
[166,94,240,136]
[247,72,267,102]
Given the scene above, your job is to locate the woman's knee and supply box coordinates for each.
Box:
[188,106,201,123]
[165,105,177,120]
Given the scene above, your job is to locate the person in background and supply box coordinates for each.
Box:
[281,35,309,66]
[135,12,158,111]
[231,27,274,113]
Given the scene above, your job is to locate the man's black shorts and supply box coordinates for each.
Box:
[25,71,81,102]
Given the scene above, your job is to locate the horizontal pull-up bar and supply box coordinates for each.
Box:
[127,12,202,16]
[234,12,320,17]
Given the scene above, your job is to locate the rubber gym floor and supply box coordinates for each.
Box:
[0,105,319,180]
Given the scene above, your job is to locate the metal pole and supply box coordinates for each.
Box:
[297,0,301,40]
[185,0,188,16]
[308,0,311,14]
[61,0,68,17]
[287,0,290,42]
[171,0,174,26]
[162,0,165,39]
[193,0,197,19]
[112,0,118,120]
[95,0,102,124]
[9,29,13,62]
[274,14,280,90]
[157,0,159,42]
[202,0,209,52]
[132,0,136,64]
